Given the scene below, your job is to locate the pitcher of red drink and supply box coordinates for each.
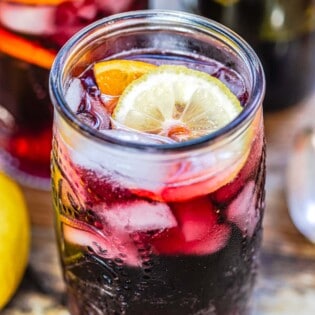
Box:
[0,0,148,189]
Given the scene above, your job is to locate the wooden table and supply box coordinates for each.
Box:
[3,93,315,314]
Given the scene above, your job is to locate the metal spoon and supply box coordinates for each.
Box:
[286,127,315,243]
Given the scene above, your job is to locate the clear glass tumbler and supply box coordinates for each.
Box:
[49,10,265,315]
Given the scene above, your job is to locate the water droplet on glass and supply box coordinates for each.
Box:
[102,274,113,285]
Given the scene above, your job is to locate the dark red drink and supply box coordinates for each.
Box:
[50,11,265,315]
[0,0,148,188]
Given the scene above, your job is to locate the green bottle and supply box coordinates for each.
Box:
[187,0,315,110]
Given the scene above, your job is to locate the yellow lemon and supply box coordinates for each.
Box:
[0,172,30,310]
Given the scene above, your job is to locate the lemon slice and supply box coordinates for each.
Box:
[113,65,243,142]
[111,65,256,202]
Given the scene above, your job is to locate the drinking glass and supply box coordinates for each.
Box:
[49,10,265,315]
[0,0,148,189]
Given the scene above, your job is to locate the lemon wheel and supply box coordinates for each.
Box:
[93,61,253,201]
[113,65,243,142]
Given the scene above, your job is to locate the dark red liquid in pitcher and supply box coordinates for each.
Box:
[0,0,148,187]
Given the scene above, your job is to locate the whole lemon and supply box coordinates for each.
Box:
[0,172,30,309]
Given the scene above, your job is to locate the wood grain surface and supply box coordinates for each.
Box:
[3,93,315,314]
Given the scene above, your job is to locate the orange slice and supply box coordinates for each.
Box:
[5,0,66,5]
[93,59,157,96]
[0,27,56,69]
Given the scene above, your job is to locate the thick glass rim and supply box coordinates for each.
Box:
[49,9,265,153]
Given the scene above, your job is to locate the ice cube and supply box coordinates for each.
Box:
[60,121,182,197]
[215,67,245,98]
[0,105,15,131]
[103,200,177,232]
[173,197,217,242]
[0,2,56,35]
[172,197,232,255]
[76,1,97,20]
[226,181,259,237]
[96,0,133,14]
[100,129,175,145]
[63,224,141,266]
[65,78,84,113]
[185,223,231,255]
[151,212,231,256]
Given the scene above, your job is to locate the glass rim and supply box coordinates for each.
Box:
[49,9,265,153]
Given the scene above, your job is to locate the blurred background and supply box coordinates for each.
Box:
[1,0,315,314]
